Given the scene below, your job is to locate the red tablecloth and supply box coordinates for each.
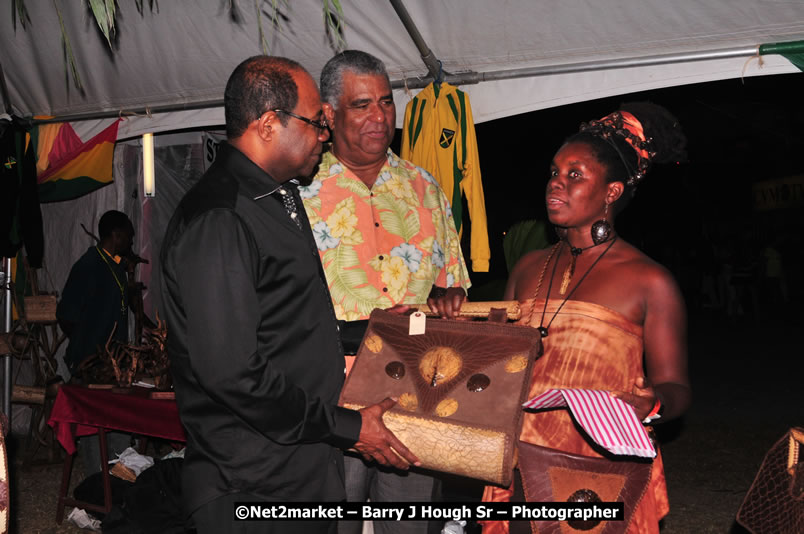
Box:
[47,385,186,455]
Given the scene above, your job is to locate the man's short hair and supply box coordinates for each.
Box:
[320,50,390,108]
[224,56,304,139]
[98,210,132,239]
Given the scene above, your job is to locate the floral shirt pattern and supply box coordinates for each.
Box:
[300,149,471,320]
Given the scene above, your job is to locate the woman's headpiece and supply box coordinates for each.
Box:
[579,111,656,186]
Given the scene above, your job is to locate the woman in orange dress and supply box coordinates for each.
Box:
[481,102,691,534]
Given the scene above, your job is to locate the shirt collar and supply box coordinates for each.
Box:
[319,148,397,182]
[215,142,287,201]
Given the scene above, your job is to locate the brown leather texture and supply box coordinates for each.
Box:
[340,309,541,486]
[737,427,804,534]
[345,402,509,484]
[517,441,652,534]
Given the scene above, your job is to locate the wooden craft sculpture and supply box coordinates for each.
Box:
[78,315,170,389]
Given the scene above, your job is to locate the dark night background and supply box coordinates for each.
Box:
[397,72,804,533]
[393,72,804,316]
[11,72,804,534]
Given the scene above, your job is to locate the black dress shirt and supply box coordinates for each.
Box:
[57,246,129,370]
[160,143,361,515]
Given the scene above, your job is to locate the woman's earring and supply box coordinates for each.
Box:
[590,203,612,245]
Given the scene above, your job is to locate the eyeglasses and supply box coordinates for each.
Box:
[271,109,328,132]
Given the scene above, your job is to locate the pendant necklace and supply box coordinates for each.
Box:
[560,240,612,294]
[526,236,618,339]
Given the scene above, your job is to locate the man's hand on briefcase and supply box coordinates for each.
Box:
[427,286,466,319]
[353,397,422,470]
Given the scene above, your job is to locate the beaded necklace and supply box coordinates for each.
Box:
[525,236,618,339]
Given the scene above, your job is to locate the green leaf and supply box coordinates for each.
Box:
[418,236,435,251]
[12,0,30,29]
[373,193,421,242]
[405,277,434,305]
[54,0,83,89]
[87,0,115,49]
[323,0,347,51]
[412,255,434,279]
[105,0,116,20]
[27,0,344,95]
[422,185,441,209]
[257,0,269,54]
[323,246,389,317]
[302,196,321,213]
[335,177,370,197]
[367,254,385,272]
[331,195,356,214]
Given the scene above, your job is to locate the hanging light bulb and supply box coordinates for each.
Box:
[143,132,155,197]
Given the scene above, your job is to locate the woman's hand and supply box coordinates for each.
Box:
[611,376,658,421]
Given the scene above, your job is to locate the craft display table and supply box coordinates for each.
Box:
[47,384,185,523]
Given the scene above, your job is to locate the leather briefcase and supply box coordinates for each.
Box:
[339,307,541,486]
[737,427,804,534]
[517,441,653,534]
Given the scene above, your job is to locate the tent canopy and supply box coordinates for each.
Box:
[3,0,804,138]
[3,0,804,396]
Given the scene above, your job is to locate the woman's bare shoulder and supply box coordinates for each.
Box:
[616,243,681,294]
[511,246,556,275]
[506,246,558,299]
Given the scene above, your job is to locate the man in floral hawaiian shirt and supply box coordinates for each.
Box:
[300,50,471,534]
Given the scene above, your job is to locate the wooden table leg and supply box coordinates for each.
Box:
[55,451,74,524]
[55,429,114,524]
[98,428,112,514]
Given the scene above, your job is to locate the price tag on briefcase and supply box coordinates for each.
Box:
[339,308,541,486]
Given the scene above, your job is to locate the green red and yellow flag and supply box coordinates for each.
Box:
[34,120,120,202]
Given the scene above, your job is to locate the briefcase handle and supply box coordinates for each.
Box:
[413,301,521,321]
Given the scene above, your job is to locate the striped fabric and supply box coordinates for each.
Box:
[34,120,120,202]
[401,82,490,272]
[523,389,656,458]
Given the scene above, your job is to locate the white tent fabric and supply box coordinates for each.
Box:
[4,0,804,322]
[12,132,206,400]
[36,131,208,317]
[3,0,804,431]
[3,0,804,135]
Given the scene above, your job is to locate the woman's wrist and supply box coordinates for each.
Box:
[642,397,664,424]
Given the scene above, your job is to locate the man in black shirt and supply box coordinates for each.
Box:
[160,56,418,534]
[57,210,134,373]
[57,209,135,473]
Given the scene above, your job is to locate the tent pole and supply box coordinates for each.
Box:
[390,45,761,89]
[2,258,11,423]
[31,43,786,124]
[388,0,444,81]
[32,99,225,125]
